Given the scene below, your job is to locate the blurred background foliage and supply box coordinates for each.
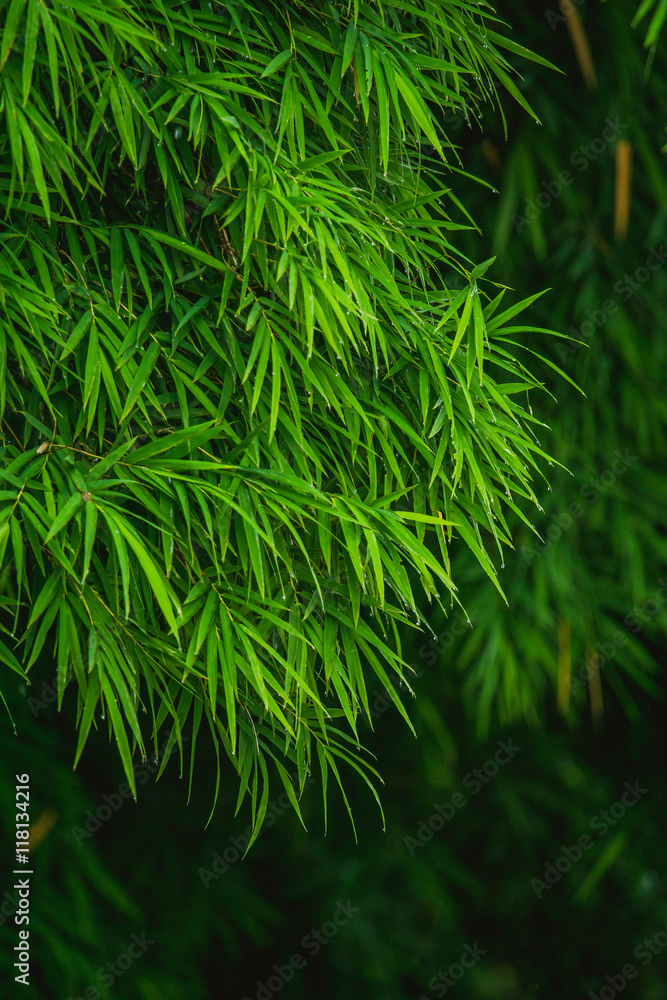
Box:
[1,0,667,998]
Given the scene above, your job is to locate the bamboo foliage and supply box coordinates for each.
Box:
[632,0,667,47]
[0,0,562,834]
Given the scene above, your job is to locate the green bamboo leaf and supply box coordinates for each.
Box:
[473,292,485,385]
[573,831,629,903]
[448,286,475,363]
[490,64,541,124]
[61,311,93,361]
[269,340,281,443]
[261,48,292,78]
[123,230,153,306]
[197,590,218,653]
[394,73,444,159]
[206,628,219,719]
[100,674,137,799]
[84,322,100,407]
[45,493,83,543]
[341,22,358,74]
[320,745,357,841]
[316,741,329,834]
[245,753,270,852]
[74,669,101,769]
[119,341,161,422]
[0,0,27,71]
[8,332,55,416]
[274,759,307,830]
[108,512,180,634]
[484,29,562,71]
[27,570,60,628]
[143,228,229,273]
[10,516,23,597]
[218,603,237,748]
[238,489,265,597]
[17,111,49,220]
[101,508,131,617]
[109,77,137,165]
[0,637,28,680]
[21,0,39,105]
[110,227,125,311]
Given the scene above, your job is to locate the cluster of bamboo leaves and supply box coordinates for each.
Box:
[0,0,563,836]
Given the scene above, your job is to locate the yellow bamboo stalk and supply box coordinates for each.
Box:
[615,140,633,241]
[557,620,571,715]
[561,2,598,90]
[587,648,604,727]
[481,140,502,171]
[28,808,58,853]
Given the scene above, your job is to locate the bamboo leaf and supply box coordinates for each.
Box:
[119,341,161,422]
